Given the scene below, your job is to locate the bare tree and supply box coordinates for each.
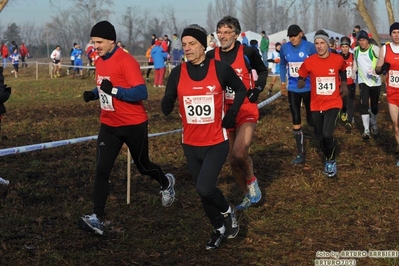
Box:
[160,6,183,37]
[240,0,266,32]
[118,6,147,54]
[206,0,238,33]
[0,0,8,12]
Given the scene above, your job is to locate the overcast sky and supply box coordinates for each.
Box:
[0,0,393,34]
[0,0,212,27]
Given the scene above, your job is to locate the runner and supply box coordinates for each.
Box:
[279,24,317,164]
[375,22,399,166]
[339,36,356,130]
[297,30,348,177]
[206,16,268,210]
[352,30,381,139]
[162,24,245,249]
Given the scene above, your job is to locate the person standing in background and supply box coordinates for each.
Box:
[260,30,270,68]
[170,33,182,66]
[19,42,29,68]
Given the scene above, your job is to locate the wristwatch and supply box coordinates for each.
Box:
[111,88,118,95]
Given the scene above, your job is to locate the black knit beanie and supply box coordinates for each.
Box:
[181,24,207,49]
[390,22,399,35]
[90,21,116,41]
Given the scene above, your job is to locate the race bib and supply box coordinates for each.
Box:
[288,62,302,77]
[346,66,352,78]
[99,88,115,111]
[183,95,215,124]
[316,77,336,95]
[225,86,235,100]
[389,70,399,88]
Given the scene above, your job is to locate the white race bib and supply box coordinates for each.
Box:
[289,62,302,77]
[183,95,215,124]
[99,88,115,111]
[389,70,399,88]
[346,66,352,78]
[225,86,235,100]
[316,77,336,95]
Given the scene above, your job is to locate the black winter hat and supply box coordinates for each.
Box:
[181,24,207,49]
[357,30,369,41]
[90,21,116,41]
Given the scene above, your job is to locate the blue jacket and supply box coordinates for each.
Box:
[151,45,167,69]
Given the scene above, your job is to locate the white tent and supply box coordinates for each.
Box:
[268,30,288,48]
[304,29,345,43]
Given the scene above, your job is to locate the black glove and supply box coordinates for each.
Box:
[222,109,237,129]
[4,84,11,95]
[100,79,113,95]
[247,87,260,103]
[297,77,306,88]
[83,91,95,102]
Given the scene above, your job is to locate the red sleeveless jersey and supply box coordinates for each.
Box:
[214,45,253,105]
[342,53,354,85]
[177,60,228,146]
[384,43,399,105]
[95,48,148,126]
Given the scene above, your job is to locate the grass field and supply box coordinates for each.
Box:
[0,62,399,266]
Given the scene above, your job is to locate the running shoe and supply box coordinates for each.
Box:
[223,208,239,239]
[160,173,175,207]
[362,130,371,140]
[292,154,305,164]
[324,160,337,178]
[78,214,104,235]
[206,230,224,250]
[236,194,251,211]
[268,89,272,96]
[247,179,262,203]
[340,112,348,122]
[344,122,352,131]
[370,123,378,135]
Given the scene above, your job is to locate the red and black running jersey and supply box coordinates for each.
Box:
[177,59,228,146]
[384,43,399,105]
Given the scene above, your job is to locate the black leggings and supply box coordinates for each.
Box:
[342,83,356,122]
[312,108,339,160]
[93,122,168,218]
[359,83,381,115]
[146,62,154,78]
[288,91,314,127]
[182,141,230,230]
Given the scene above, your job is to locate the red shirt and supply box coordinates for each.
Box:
[384,43,399,105]
[95,48,148,126]
[177,60,228,146]
[298,52,347,111]
[1,45,8,58]
[19,45,28,57]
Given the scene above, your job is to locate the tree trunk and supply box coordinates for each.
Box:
[385,0,395,25]
[0,0,9,12]
[357,0,381,46]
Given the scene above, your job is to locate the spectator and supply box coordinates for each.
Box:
[1,42,8,68]
[0,67,11,143]
[241,32,249,46]
[162,35,171,54]
[145,44,155,81]
[151,34,157,45]
[260,30,270,68]
[8,41,17,56]
[50,45,62,78]
[151,40,168,87]
[71,44,83,78]
[68,43,77,75]
[19,42,29,68]
[206,41,216,53]
[117,40,129,53]
[170,33,182,66]
[249,39,261,57]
